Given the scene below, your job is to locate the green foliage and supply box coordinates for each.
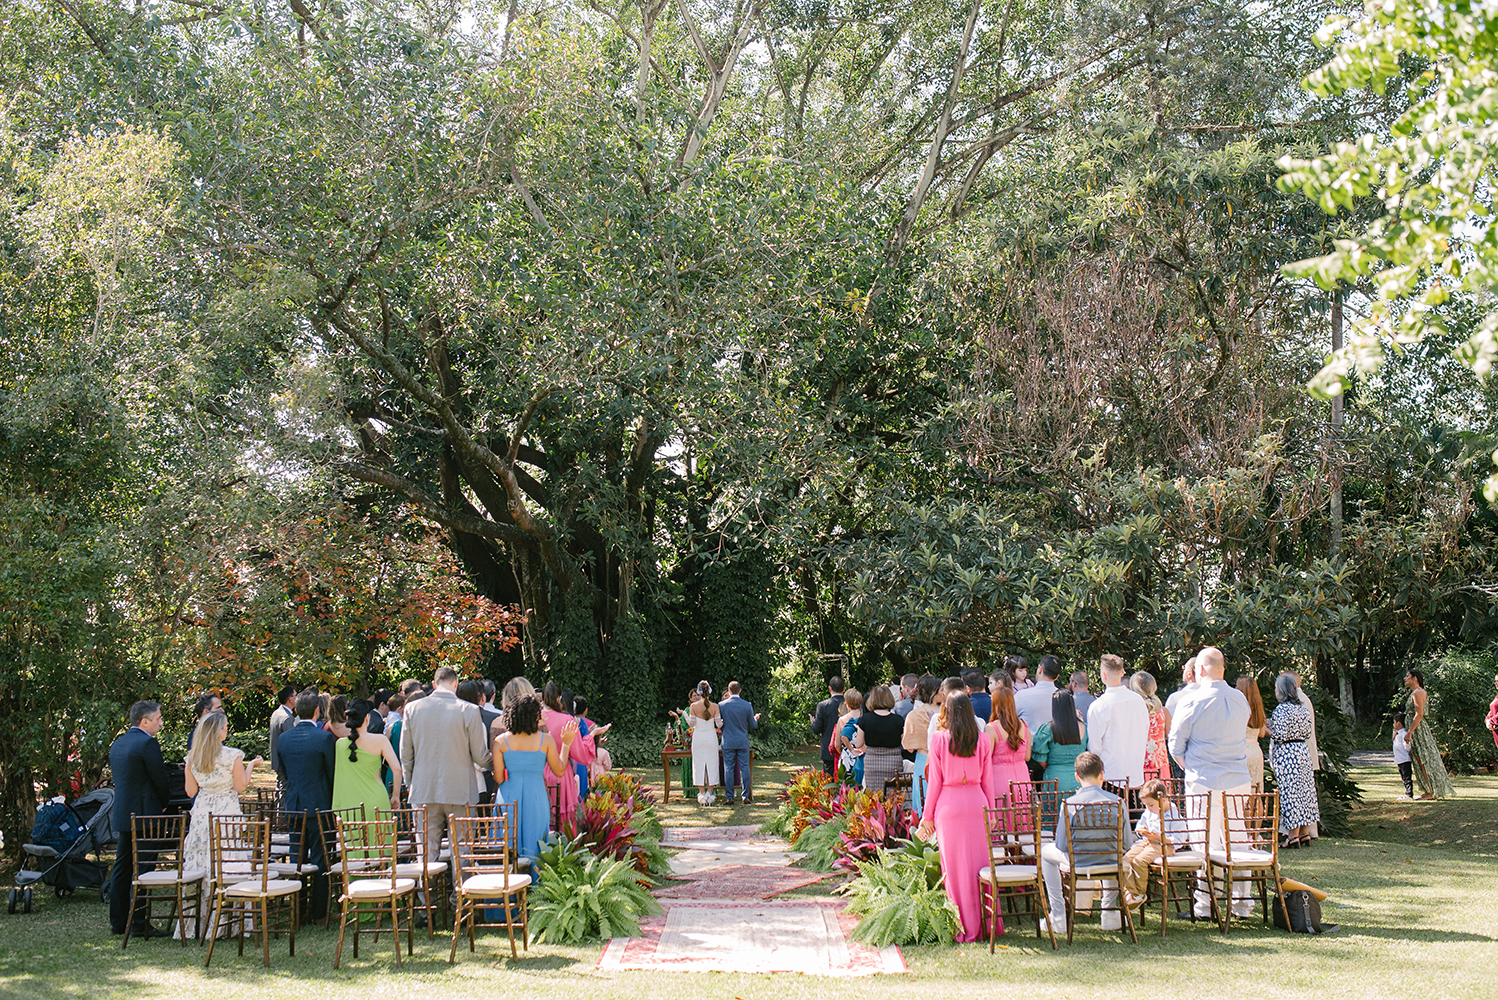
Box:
[527,835,661,944]
[842,842,959,946]
[604,611,656,734]
[1420,650,1498,774]
[1303,687,1362,837]
[792,814,848,873]
[547,593,601,702]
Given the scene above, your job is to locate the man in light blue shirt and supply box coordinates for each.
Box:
[1166,647,1253,918]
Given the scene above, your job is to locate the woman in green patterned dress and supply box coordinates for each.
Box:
[1402,669,1455,799]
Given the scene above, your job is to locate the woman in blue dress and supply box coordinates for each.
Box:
[493,694,577,862]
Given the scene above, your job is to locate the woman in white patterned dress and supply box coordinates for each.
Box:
[177,710,261,938]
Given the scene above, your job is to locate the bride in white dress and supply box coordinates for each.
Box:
[688,682,721,806]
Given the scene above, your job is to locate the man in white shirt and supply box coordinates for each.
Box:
[1167,647,1253,918]
[1086,654,1150,786]
[1015,656,1062,781]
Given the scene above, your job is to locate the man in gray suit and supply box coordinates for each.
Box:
[717,681,760,805]
[400,667,493,862]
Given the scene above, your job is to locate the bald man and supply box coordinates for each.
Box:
[1167,646,1254,919]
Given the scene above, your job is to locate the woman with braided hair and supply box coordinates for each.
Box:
[332,705,404,823]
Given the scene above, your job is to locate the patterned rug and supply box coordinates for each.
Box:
[655,863,832,899]
[597,899,905,977]
[661,824,763,844]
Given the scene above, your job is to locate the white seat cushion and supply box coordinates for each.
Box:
[395,861,448,878]
[223,879,302,898]
[980,865,1040,885]
[268,862,320,876]
[1060,862,1120,877]
[136,868,206,885]
[459,873,533,895]
[1160,850,1206,868]
[346,877,418,899]
[1209,848,1274,867]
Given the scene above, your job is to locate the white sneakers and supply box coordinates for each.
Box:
[1040,915,1068,936]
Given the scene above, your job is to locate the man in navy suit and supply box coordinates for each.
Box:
[108,700,172,936]
[276,690,337,921]
[718,681,760,805]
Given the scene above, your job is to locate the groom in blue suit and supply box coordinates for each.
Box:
[275,690,336,920]
[718,681,760,805]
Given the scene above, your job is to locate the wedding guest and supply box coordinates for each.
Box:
[352,696,385,735]
[1121,779,1188,912]
[1164,657,1198,716]
[399,678,423,697]
[965,669,992,723]
[493,695,577,862]
[1040,752,1130,934]
[988,687,1031,800]
[541,681,603,827]
[1486,671,1498,753]
[494,676,536,745]
[1392,715,1414,798]
[1269,674,1320,849]
[926,677,986,745]
[1032,690,1088,793]
[810,676,847,777]
[1167,647,1252,918]
[1237,676,1269,793]
[1087,654,1150,786]
[184,693,221,751]
[719,681,761,804]
[108,701,172,937]
[277,690,336,921]
[1068,671,1096,722]
[917,692,995,942]
[902,675,940,814]
[180,711,259,937]
[1402,668,1455,799]
[1008,655,1034,690]
[1014,657,1061,779]
[855,685,904,793]
[332,705,402,819]
[324,695,351,740]
[571,694,594,801]
[838,689,866,785]
[1130,671,1169,781]
[400,667,493,863]
[894,674,918,718]
[988,669,1013,696]
[268,684,297,786]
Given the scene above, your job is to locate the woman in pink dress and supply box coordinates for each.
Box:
[1486,671,1498,752]
[988,688,1031,804]
[916,692,995,942]
[541,682,606,832]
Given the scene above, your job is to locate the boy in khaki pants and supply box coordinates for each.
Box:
[1122,779,1189,911]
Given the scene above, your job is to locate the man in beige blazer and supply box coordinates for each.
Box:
[400,666,493,862]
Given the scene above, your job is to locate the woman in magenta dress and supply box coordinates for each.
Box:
[540,682,608,833]
[917,691,996,942]
[987,688,1030,805]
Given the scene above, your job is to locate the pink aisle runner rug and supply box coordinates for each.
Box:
[597,899,906,977]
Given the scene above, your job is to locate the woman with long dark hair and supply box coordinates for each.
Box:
[1030,690,1087,792]
[494,695,576,861]
[541,681,604,825]
[332,705,403,819]
[916,691,995,942]
[1402,668,1455,799]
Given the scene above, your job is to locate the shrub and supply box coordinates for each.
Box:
[793,814,848,872]
[1422,649,1498,773]
[528,834,661,943]
[842,840,957,946]
[834,789,914,872]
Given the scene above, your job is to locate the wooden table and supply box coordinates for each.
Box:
[660,747,756,803]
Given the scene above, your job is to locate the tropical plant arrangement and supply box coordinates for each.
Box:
[834,790,915,872]
[841,839,958,946]
[528,834,662,943]
[573,773,670,879]
[766,770,918,873]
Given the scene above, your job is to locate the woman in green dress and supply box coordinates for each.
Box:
[333,705,405,830]
[1029,690,1088,793]
[1402,669,1455,799]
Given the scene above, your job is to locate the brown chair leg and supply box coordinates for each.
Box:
[448,898,463,963]
[391,898,403,968]
[334,898,349,969]
[203,896,221,968]
[261,898,271,967]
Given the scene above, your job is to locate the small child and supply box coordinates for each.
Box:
[1393,714,1413,798]
[1122,778,1189,910]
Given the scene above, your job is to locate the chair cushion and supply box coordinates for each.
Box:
[979,865,1040,885]
[1060,862,1120,877]
[223,879,302,898]
[459,872,533,895]
[1159,850,1206,868]
[1208,848,1274,867]
[395,861,448,878]
[136,868,206,885]
[346,877,418,899]
[268,862,320,876]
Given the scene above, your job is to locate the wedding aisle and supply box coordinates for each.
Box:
[596,825,907,977]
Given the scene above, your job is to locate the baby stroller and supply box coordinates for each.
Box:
[9,788,115,914]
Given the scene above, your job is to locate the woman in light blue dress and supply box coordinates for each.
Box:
[493,695,577,862]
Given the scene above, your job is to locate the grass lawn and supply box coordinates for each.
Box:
[1,757,1492,1000]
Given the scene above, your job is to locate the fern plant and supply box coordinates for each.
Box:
[793,814,848,872]
[529,834,662,943]
[841,844,958,946]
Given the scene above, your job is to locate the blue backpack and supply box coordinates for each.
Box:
[29,800,84,853]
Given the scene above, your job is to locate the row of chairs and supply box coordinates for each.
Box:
[119,805,534,967]
[977,782,1287,950]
